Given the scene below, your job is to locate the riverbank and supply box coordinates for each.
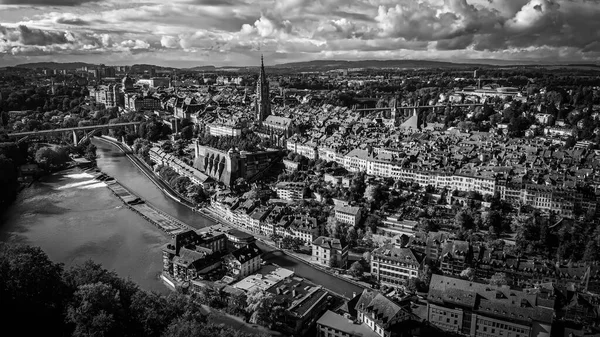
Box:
[92,136,365,299]
[0,167,169,293]
[94,136,198,210]
[201,206,368,297]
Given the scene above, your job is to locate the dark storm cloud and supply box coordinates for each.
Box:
[0,24,70,45]
[56,17,90,25]
[0,0,102,5]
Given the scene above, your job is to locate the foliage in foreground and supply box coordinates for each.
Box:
[0,243,265,337]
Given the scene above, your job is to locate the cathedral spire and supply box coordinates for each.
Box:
[256,54,270,124]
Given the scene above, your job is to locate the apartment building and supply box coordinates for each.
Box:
[371,245,424,287]
[440,240,472,275]
[427,275,554,337]
[355,289,416,337]
[287,138,319,160]
[149,147,213,187]
[312,236,348,268]
[275,181,305,200]
[334,204,362,226]
[223,242,262,279]
[206,123,243,137]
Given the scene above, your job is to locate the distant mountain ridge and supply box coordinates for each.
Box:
[14,59,600,72]
[15,62,96,70]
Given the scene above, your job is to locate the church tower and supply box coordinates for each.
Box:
[255,55,271,124]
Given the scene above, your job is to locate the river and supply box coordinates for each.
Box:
[0,139,363,298]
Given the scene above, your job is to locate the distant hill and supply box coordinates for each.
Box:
[15,62,96,70]
[187,65,217,71]
[269,59,476,70]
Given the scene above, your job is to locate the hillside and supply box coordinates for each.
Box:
[15,62,96,70]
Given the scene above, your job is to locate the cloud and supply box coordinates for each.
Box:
[55,17,90,25]
[160,35,179,48]
[119,39,150,50]
[0,0,101,5]
[0,24,69,45]
[2,0,600,65]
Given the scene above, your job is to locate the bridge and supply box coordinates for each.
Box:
[5,122,142,146]
[354,103,484,112]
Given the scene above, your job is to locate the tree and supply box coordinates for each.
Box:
[348,261,364,278]
[66,282,125,337]
[362,251,371,263]
[460,267,475,281]
[489,272,509,287]
[326,215,344,239]
[84,143,97,161]
[455,211,474,230]
[0,155,18,206]
[35,147,70,171]
[180,125,193,140]
[226,292,248,317]
[187,184,206,204]
[583,241,600,262]
[246,288,275,326]
[161,141,174,153]
[130,291,188,337]
[346,227,358,247]
[0,243,68,335]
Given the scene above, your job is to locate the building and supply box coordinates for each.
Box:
[354,289,418,337]
[379,216,418,237]
[312,236,349,268]
[88,84,121,108]
[334,204,362,226]
[440,240,471,275]
[317,310,379,337]
[255,55,271,124]
[124,94,162,111]
[233,265,294,293]
[162,230,225,283]
[275,181,305,200]
[263,115,294,137]
[121,74,135,92]
[283,159,300,172]
[427,274,554,337]
[266,276,331,336]
[223,242,262,280]
[193,144,283,186]
[207,123,243,137]
[149,147,214,187]
[371,244,424,288]
[136,77,170,88]
[287,139,318,160]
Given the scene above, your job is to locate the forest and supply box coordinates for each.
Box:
[0,243,266,337]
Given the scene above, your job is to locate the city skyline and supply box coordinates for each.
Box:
[1,0,600,67]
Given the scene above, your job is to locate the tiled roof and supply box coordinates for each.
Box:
[428,274,554,324]
[313,236,346,250]
[230,243,262,264]
[317,310,379,337]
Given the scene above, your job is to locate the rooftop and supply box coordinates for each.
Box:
[317,310,379,337]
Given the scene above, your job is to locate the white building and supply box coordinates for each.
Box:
[334,204,362,226]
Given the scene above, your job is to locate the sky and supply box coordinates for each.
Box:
[0,0,599,68]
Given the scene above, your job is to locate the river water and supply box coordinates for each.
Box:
[0,139,363,298]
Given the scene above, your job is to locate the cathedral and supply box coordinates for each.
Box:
[255,55,271,124]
